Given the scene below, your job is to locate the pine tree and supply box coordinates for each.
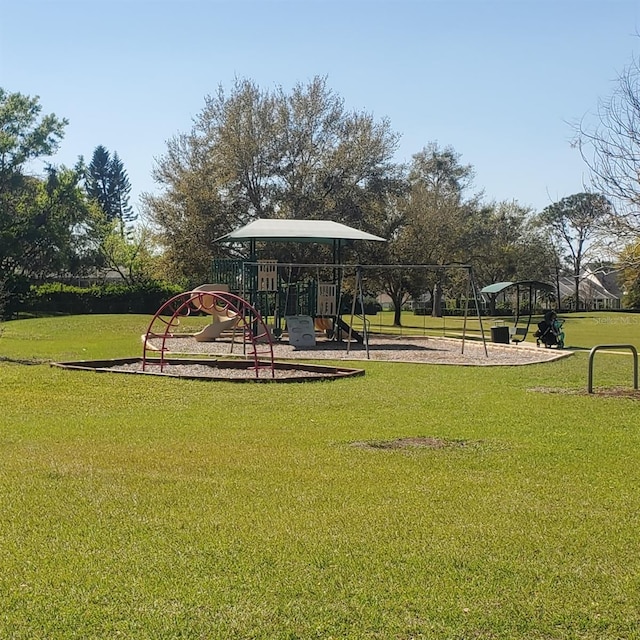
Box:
[86,146,113,219]
[109,152,136,235]
[86,146,136,236]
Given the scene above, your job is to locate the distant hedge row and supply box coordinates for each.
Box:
[20,282,185,316]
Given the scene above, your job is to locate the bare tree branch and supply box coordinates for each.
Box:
[576,53,640,236]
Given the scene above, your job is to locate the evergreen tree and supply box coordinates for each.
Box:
[86,145,112,218]
[86,145,136,235]
[109,152,135,234]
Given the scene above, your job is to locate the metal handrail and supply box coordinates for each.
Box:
[588,344,638,394]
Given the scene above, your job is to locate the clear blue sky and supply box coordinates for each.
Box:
[1,0,639,216]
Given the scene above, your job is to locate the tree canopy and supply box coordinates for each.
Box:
[3,80,621,316]
[472,201,555,285]
[392,144,481,318]
[576,51,640,236]
[538,192,612,309]
[0,89,92,285]
[0,88,68,190]
[144,76,402,283]
[0,90,151,303]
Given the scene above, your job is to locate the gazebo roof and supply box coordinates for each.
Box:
[215,219,387,244]
[480,280,554,295]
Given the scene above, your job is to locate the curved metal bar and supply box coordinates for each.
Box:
[143,291,274,378]
[588,344,638,393]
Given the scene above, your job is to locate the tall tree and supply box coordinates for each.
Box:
[86,145,111,216]
[0,88,67,193]
[576,47,640,299]
[356,187,411,326]
[472,202,556,282]
[0,89,89,290]
[143,132,235,283]
[576,50,640,236]
[538,192,612,310]
[396,143,479,318]
[86,145,135,236]
[144,76,400,283]
[471,201,556,314]
[0,163,99,281]
[109,151,135,233]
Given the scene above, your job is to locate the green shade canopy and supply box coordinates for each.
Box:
[215,219,387,244]
[480,280,554,295]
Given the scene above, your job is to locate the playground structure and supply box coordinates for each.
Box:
[53,285,368,383]
[213,219,385,347]
[211,258,343,341]
[50,220,578,379]
[212,219,489,358]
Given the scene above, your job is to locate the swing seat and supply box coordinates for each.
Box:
[509,326,528,343]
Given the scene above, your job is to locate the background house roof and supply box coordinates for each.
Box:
[557,274,620,302]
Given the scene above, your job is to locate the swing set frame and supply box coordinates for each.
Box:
[223,260,489,359]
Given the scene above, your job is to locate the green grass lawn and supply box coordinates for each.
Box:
[1,312,639,639]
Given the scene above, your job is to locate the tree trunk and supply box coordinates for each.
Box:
[432,279,443,317]
[388,286,404,326]
[574,274,580,311]
[393,304,402,326]
[487,294,497,316]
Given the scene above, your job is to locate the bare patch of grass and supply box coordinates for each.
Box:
[0,355,48,365]
[351,436,475,450]
[529,386,640,399]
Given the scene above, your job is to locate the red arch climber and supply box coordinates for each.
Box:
[142,290,275,378]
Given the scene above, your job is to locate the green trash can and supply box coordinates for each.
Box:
[491,325,510,344]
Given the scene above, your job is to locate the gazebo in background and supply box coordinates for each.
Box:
[480,280,555,343]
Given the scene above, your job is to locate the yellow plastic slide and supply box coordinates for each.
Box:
[191,284,239,342]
